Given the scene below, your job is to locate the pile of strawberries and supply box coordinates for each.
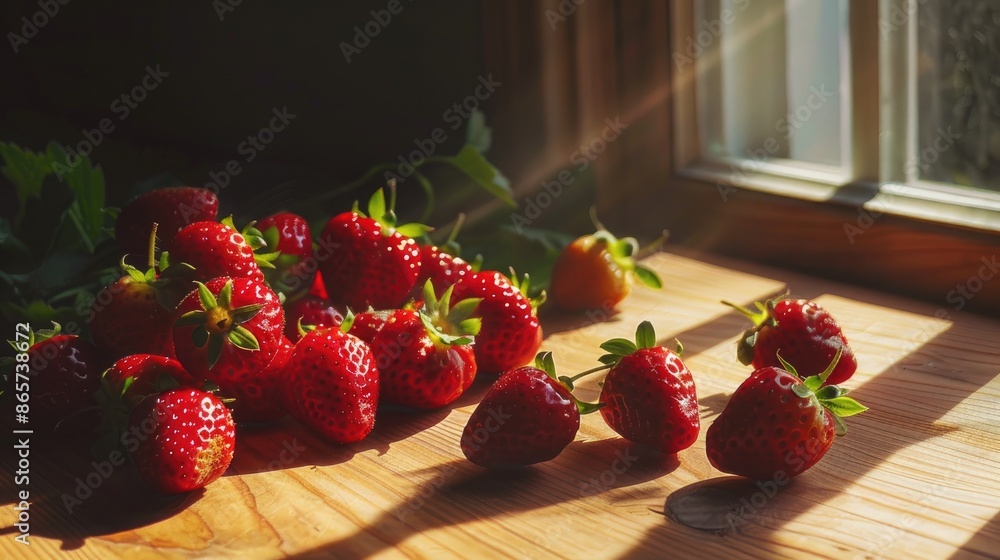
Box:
[13,183,868,497]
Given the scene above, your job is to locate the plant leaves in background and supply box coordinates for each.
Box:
[0,142,53,226]
[465,110,493,154]
[439,144,515,207]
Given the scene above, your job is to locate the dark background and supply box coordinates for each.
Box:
[1,1,514,225]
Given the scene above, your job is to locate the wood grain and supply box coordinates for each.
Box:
[2,252,999,559]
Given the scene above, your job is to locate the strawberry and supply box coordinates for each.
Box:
[282,319,379,444]
[593,322,700,454]
[172,277,285,424]
[258,211,316,297]
[103,353,196,407]
[451,270,543,374]
[309,270,329,300]
[128,387,236,493]
[461,352,600,468]
[89,258,178,362]
[233,335,293,424]
[283,295,344,342]
[371,281,481,409]
[705,350,867,480]
[317,187,428,311]
[410,213,475,297]
[5,325,101,434]
[724,294,858,386]
[168,217,278,286]
[348,309,393,344]
[550,228,662,310]
[115,186,218,258]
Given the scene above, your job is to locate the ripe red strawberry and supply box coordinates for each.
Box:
[128,387,236,493]
[414,245,474,296]
[168,218,278,285]
[258,211,316,297]
[172,277,285,424]
[115,186,218,258]
[551,228,662,310]
[596,321,700,454]
[724,294,858,386]
[103,354,196,407]
[318,187,427,311]
[309,270,329,300]
[235,335,293,424]
[451,270,543,373]
[282,321,379,444]
[706,350,867,480]
[89,260,178,362]
[371,282,481,409]
[347,309,393,344]
[283,295,344,341]
[7,325,100,434]
[461,353,600,468]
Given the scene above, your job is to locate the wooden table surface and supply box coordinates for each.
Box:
[3,251,999,559]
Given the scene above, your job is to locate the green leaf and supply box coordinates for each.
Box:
[227,325,260,351]
[192,325,209,348]
[791,383,812,399]
[0,143,53,225]
[576,399,605,415]
[821,396,868,418]
[448,298,482,324]
[441,144,516,207]
[195,281,218,310]
[175,310,207,327]
[634,265,662,289]
[598,353,620,366]
[217,280,233,309]
[229,303,263,324]
[395,223,434,238]
[635,321,656,349]
[206,334,224,369]
[465,110,493,153]
[367,188,387,220]
[832,414,849,437]
[261,225,280,253]
[599,338,637,357]
[458,317,481,336]
[47,142,105,246]
[535,351,557,379]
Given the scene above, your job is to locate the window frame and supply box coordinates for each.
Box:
[482,0,1000,314]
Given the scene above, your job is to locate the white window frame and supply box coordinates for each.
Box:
[670,0,1000,232]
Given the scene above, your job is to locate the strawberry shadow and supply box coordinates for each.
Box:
[285,438,682,559]
[536,304,625,338]
[0,446,202,550]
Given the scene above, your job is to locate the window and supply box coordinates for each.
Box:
[672,0,1000,232]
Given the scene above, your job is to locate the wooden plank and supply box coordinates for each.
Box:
[2,252,999,559]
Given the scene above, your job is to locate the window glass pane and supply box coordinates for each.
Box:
[917,0,1000,192]
[700,0,844,167]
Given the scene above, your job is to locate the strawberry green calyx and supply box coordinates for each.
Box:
[419,279,482,346]
[590,229,663,290]
[779,347,868,437]
[597,320,672,366]
[220,216,280,270]
[509,269,546,309]
[174,280,263,369]
[534,351,604,414]
[722,292,788,366]
[356,184,432,239]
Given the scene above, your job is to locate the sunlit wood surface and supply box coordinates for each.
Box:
[2,252,999,559]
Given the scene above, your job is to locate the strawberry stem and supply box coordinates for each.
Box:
[148,222,159,269]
